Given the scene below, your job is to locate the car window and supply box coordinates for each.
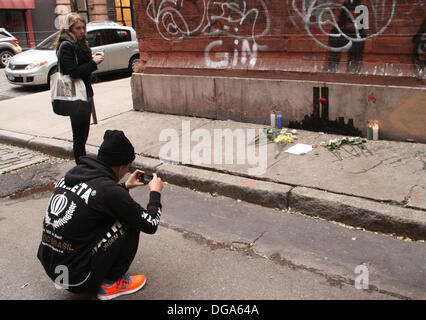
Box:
[0,30,12,38]
[36,32,58,50]
[87,30,105,47]
[103,29,120,45]
[103,29,130,45]
[117,30,131,42]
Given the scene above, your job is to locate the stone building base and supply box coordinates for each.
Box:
[131,73,426,143]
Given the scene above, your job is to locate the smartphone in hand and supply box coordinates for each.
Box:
[137,172,153,185]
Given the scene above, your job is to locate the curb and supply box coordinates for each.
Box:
[1,129,425,240]
[289,187,426,240]
[154,164,426,240]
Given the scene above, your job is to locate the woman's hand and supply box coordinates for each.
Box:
[92,52,104,65]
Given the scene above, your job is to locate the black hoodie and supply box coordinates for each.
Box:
[37,157,162,282]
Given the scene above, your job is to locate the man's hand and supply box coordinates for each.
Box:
[124,169,145,190]
[148,173,163,193]
[124,171,163,193]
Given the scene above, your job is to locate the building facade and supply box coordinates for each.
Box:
[0,0,135,49]
[131,0,426,143]
[55,0,135,28]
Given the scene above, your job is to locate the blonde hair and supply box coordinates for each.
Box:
[55,12,88,51]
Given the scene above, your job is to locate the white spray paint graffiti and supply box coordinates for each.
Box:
[205,37,259,68]
[146,0,270,67]
[145,1,421,60]
[288,0,397,52]
[401,0,424,16]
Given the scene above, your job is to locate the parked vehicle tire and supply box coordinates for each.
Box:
[91,73,100,83]
[128,55,140,75]
[0,49,14,68]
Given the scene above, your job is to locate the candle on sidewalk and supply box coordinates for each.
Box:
[372,121,379,140]
[270,112,276,128]
[367,121,373,140]
[276,113,282,129]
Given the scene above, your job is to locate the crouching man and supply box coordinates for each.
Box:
[37,129,163,300]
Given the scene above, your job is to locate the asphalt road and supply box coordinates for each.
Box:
[0,69,46,101]
[0,150,425,301]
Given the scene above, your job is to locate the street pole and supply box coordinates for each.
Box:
[90,98,98,124]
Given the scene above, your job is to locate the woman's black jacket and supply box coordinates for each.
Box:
[57,41,98,98]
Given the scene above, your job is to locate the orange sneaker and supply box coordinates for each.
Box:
[97,274,146,300]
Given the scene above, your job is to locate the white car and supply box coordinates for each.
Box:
[0,28,22,68]
[5,22,140,86]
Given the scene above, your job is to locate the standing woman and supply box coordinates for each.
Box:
[55,13,104,164]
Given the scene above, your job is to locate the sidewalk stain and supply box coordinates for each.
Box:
[242,180,257,187]
[9,183,55,200]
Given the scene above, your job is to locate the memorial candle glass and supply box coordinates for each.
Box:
[367,121,373,140]
[372,121,379,140]
[270,112,276,128]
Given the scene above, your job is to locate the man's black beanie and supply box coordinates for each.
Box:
[97,130,135,166]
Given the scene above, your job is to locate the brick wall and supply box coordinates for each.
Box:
[87,0,108,21]
[55,0,109,23]
[133,0,425,86]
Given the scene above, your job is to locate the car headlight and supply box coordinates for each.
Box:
[25,61,47,70]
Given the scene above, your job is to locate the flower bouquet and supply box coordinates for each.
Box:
[320,137,372,160]
[251,128,297,158]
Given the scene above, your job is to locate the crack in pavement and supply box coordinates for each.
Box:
[229,231,267,249]
[348,151,426,175]
[252,231,267,244]
[160,222,412,300]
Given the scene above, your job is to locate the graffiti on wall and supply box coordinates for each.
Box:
[143,0,426,74]
[288,0,396,52]
[146,0,270,67]
[412,18,426,76]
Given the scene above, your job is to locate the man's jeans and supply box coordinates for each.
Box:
[66,223,140,294]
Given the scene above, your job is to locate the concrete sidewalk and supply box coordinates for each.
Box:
[0,78,425,240]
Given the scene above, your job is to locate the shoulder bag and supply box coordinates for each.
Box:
[51,41,89,117]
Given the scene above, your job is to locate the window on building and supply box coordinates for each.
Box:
[115,0,133,27]
[72,0,89,23]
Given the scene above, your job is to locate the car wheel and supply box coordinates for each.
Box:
[0,50,14,68]
[128,55,140,75]
[91,73,100,83]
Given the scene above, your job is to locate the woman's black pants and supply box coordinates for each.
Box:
[70,97,92,165]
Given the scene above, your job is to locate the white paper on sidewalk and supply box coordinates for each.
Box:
[285,143,314,155]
